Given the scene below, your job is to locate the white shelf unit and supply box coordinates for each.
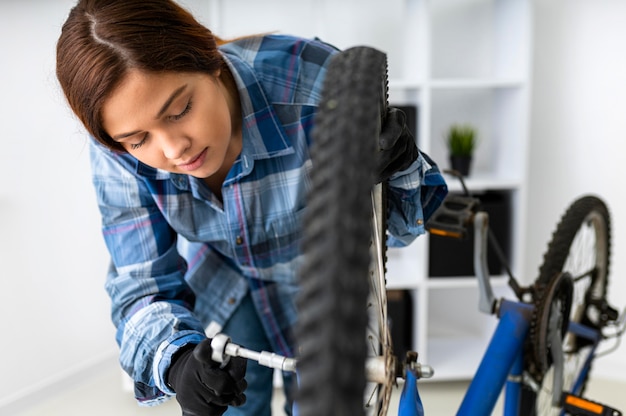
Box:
[386,0,532,380]
[199,0,532,381]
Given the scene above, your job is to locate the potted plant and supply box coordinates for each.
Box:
[446,123,477,176]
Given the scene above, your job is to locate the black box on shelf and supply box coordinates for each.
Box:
[386,289,413,360]
[428,190,512,277]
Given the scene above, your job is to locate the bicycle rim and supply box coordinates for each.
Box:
[523,196,611,415]
[295,46,390,416]
[367,184,395,415]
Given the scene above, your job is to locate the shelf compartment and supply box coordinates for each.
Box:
[386,238,427,289]
[429,0,530,80]
[429,189,512,278]
[387,289,417,361]
[425,286,501,379]
[429,87,527,181]
[427,287,496,339]
[425,334,494,380]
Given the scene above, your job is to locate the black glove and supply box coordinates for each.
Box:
[167,339,247,416]
[377,107,419,183]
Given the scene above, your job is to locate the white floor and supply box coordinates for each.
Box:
[12,363,626,415]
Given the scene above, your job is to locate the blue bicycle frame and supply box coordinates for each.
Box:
[397,297,603,416]
[456,299,534,415]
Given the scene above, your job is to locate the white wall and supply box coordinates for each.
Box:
[1,0,626,413]
[0,1,117,413]
[528,0,626,379]
[0,2,221,413]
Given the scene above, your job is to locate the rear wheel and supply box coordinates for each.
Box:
[295,46,391,416]
[521,196,611,415]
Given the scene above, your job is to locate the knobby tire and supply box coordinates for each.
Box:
[295,46,389,416]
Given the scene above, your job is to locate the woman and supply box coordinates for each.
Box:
[56,1,447,415]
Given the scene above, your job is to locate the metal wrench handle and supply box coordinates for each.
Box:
[210,333,297,372]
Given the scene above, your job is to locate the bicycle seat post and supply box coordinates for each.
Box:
[474,212,496,314]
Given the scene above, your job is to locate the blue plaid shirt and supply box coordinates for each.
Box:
[90,34,447,405]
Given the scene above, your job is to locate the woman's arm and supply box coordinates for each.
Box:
[90,141,207,405]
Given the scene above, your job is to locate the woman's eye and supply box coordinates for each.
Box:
[130,134,148,150]
[170,100,193,121]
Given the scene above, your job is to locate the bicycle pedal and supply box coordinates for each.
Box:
[425,194,479,239]
[561,392,623,416]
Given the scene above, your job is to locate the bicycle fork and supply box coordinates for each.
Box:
[398,368,425,416]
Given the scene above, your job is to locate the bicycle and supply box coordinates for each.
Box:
[206,46,626,416]
[425,187,625,416]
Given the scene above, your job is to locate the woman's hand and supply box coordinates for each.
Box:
[376,107,419,183]
[167,339,247,416]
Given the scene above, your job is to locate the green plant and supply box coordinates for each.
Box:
[446,124,477,157]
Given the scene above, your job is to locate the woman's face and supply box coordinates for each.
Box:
[101,69,241,179]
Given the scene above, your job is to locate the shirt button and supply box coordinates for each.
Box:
[235,236,243,245]
[416,219,423,226]
[227,297,236,305]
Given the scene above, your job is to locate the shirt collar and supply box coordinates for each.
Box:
[220,47,293,161]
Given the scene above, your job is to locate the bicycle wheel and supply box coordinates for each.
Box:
[522,196,611,415]
[295,46,390,416]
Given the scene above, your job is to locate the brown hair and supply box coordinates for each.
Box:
[56,0,226,151]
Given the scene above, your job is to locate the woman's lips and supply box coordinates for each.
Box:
[178,148,208,172]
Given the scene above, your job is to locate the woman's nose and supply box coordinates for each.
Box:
[159,131,190,160]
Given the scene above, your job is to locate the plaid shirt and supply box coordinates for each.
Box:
[89,34,447,405]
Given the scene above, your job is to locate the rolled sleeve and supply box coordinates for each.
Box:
[386,151,448,247]
[153,329,207,396]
